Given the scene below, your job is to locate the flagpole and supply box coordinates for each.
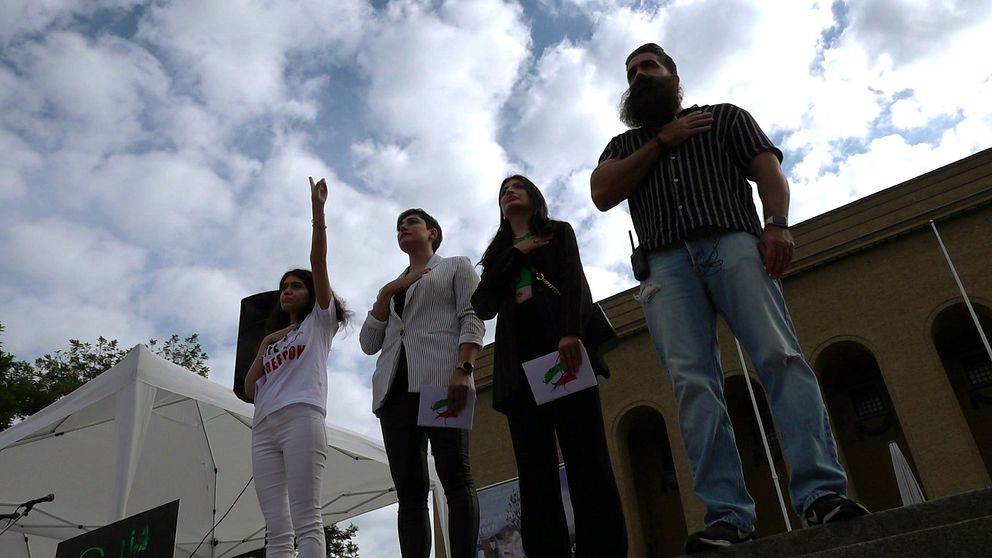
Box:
[930,220,992,362]
[734,338,793,531]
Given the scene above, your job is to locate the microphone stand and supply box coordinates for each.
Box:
[0,494,56,537]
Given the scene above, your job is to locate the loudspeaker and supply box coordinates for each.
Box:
[234,290,279,403]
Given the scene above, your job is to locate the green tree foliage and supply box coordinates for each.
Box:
[148,334,210,377]
[325,522,360,558]
[0,323,37,430]
[0,323,209,430]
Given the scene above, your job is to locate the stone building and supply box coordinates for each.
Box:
[461,147,992,558]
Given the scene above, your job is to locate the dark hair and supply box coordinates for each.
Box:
[625,43,678,76]
[478,175,553,267]
[265,268,352,334]
[397,208,443,252]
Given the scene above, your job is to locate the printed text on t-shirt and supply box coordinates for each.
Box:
[264,343,307,375]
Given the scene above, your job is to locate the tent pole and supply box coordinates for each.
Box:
[195,402,219,558]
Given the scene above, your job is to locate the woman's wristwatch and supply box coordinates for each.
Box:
[457,361,474,375]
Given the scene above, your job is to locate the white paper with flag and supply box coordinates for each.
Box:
[522,344,597,405]
[417,384,476,429]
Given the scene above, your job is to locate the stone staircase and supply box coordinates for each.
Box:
[682,488,992,558]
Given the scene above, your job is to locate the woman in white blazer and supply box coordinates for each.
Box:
[360,208,485,558]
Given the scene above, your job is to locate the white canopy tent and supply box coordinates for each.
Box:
[0,344,423,557]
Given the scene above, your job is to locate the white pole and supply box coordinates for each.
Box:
[734,338,793,531]
[930,221,992,362]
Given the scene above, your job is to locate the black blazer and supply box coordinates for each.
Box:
[472,220,609,412]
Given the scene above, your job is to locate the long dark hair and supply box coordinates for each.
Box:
[478,175,553,268]
[264,268,352,334]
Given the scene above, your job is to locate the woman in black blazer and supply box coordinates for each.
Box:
[472,175,628,558]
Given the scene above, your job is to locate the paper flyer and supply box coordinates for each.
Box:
[522,345,597,405]
[416,384,476,429]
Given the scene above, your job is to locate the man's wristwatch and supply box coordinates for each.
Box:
[457,361,474,375]
[764,215,789,228]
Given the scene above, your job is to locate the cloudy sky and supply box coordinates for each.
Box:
[2,0,991,554]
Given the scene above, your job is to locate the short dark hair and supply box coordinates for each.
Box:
[625,43,677,75]
[397,208,443,251]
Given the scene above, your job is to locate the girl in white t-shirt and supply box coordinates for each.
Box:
[243,177,351,558]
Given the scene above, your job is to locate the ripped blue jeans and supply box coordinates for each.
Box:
[638,230,848,530]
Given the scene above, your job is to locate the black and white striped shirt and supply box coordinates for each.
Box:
[598,103,782,249]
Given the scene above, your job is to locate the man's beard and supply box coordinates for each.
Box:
[619,74,682,129]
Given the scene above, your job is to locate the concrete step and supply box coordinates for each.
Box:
[805,515,992,558]
[682,488,992,558]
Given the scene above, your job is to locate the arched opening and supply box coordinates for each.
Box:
[932,302,992,477]
[619,406,687,558]
[724,374,801,534]
[816,341,917,511]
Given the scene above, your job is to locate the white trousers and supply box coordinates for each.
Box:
[252,403,328,558]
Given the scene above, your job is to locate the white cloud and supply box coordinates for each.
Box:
[508,42,625,179]
[890,98,927,129]
[0,0,143,46]
[70,151,237,248]
[790,131,990,223]
[0,130,41,200]
[0,217,152,356]
[351,0,532,261]
[359,0,528,139]
[136,0,373,122]
[325,367,378,437]
[10,31,171,154]
[141,266,247,342]
[0,292,157,359]
[844,0,992,68]
[0,217,146,301]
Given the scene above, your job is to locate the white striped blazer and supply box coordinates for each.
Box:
[360,254,485,412]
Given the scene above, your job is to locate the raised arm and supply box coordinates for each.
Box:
[309,176,332,310]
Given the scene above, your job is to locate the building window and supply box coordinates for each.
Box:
[961,350,992,407]
[750,417,782,467]
[852,385,887,419]
[850,383,896,438]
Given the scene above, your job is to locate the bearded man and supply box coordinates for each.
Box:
[591,43,868,554]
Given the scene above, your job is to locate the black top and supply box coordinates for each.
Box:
[381,290,409,407]
[598,103,783,249]
[472,220,609,413]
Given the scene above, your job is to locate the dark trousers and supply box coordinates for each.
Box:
[504,386,628,558]
[378,390,479,558]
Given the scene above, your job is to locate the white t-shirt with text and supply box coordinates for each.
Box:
[252,300,338,426]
